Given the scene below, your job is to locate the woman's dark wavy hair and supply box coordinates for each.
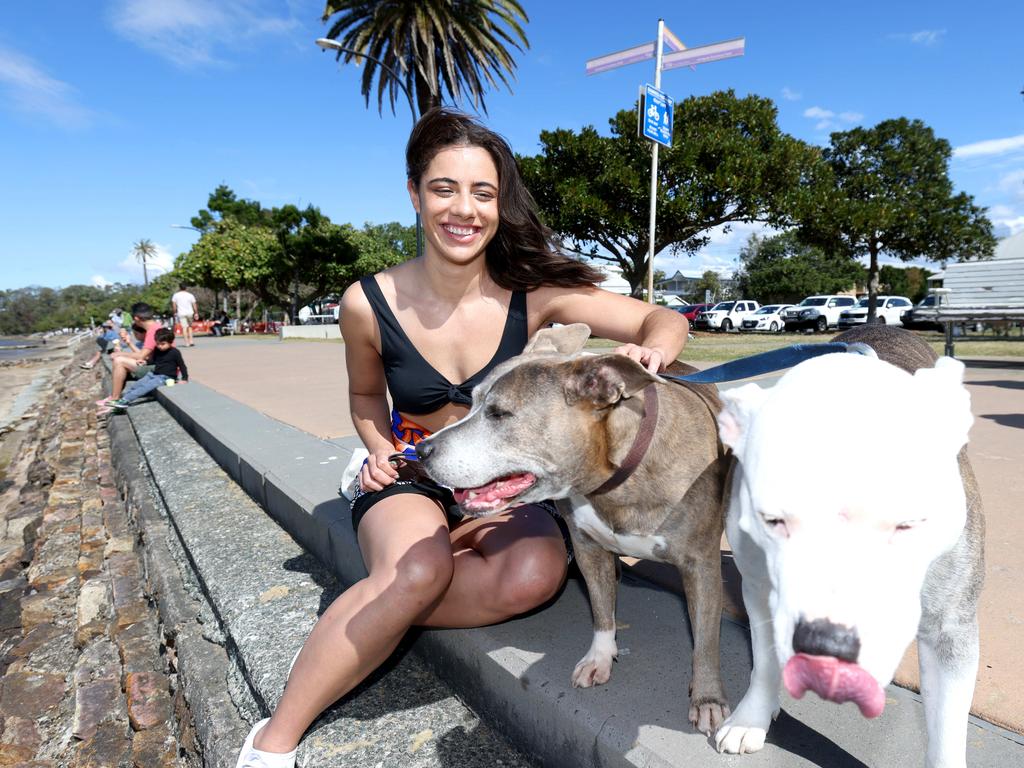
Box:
[406,108,603,291]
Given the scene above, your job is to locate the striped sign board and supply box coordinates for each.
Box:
[585,26,686,76]
[662,37,745,71]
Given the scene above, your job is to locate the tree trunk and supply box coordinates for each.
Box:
[414,71,439,117]
[142,260,149,287]
[867,242,880,323]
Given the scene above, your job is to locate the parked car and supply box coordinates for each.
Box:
[782,295,858,332]
[693,300,761,332]
[837,296,915,328]
[673,303,713,322]
[900,295,943,331]
[740,304,794,333]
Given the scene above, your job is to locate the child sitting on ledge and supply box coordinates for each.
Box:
[98,328,188,415]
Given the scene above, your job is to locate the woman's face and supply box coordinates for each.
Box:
[408,144,499,266]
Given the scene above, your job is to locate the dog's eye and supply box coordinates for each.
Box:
[895,518,926,532]
[759,512,788,535]
[485,405,511,421]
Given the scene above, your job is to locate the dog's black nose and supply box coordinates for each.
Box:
[415,440,433,461]
[793,617,861,662]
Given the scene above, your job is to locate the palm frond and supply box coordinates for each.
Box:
[320,0,529,116]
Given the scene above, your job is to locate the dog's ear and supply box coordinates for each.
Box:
[563,354,659,408]
[523,323,591,357]
[718,383,770,455]
[911,357,973,456]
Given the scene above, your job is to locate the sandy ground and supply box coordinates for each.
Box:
[0,346,75,521]
[132,335,1024,732]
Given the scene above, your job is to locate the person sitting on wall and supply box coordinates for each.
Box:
[210,309,231,337]
[95,302,163,409]
[98,328,188,415]
[79,321,118,369]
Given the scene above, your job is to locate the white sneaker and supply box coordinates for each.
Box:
[235,718,297,768]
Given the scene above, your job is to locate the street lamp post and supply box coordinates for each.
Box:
[315,37,422,259]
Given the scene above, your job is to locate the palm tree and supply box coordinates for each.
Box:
[132,238,157,286]
[321,0,530,117]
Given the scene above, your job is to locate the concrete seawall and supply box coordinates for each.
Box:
[99,372,1024,767]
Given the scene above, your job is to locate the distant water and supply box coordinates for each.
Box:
[0,337,46,361]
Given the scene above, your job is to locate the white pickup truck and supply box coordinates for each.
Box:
[693,300,761,332]
[781,295,858,332]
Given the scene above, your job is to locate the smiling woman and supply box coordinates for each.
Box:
[235,107,691,767]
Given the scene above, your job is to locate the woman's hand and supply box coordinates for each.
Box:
[613,343,668,374]
[359,448,401,492]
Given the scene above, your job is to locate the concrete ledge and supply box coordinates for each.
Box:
[117,400,527,766]
[280,325,341,340]
[142,380,1022,767]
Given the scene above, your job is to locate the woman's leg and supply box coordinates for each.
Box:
[417,505,568,628]
[252,494,454,753]
[251,503,567,754]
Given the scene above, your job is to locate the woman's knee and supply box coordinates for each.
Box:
[385,544,455,606]
[491,541,567,616]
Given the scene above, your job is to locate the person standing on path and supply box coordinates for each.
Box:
[235,108,690,767]
[171,284,199,347]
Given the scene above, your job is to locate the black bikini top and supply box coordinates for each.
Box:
[360,276,529,415]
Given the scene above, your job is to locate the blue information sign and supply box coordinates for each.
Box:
[639,84,673,148]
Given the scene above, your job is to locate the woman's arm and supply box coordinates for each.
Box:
[340,282,400,491]
[532,285,689,372]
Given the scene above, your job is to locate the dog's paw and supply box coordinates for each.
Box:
[690,699,730,736]
[571,654,614,688]
[715,722,767,755]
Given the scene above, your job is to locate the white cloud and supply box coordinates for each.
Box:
[108,0,300,68]
[0,46,94,128]
[91,275,113,288]
[117,242,175,281]
[909,29,946,46]
[953,134,1024,159]
[1002,217,1024,236]
[655,222,780,278]
[997,170,1024,196]
[803,105,863,132]
[889,30,947,46]
[781,86,801,101]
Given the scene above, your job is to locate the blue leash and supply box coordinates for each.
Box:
[663,341,876,385]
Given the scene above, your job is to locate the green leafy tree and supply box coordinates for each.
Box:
[191,184,269,232]
[321,0,530,116]
[735,232,865,304]
[692,271,723,304]
[174,221,286,302]
[519,90,825,297]
[878,264,930,302]
[132,238,157,286]
[799,118,996,322]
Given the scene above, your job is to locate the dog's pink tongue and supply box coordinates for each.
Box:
[453,473,536,513]
[783,653,886,718]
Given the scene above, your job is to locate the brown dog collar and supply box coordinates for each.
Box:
[591,383,659,495]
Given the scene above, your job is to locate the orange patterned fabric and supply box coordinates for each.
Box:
[390,410,431,456]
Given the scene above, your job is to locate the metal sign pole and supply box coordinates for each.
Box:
[646,20,665,304]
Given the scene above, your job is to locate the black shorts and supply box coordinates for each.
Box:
[349,478,463,531]
[346,478,573,561]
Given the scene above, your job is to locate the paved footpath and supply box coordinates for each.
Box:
[0,360,182,766]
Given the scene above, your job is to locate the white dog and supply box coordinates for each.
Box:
[714,325,984,768]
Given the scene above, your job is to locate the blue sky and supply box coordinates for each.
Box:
[2,0,1022,291]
